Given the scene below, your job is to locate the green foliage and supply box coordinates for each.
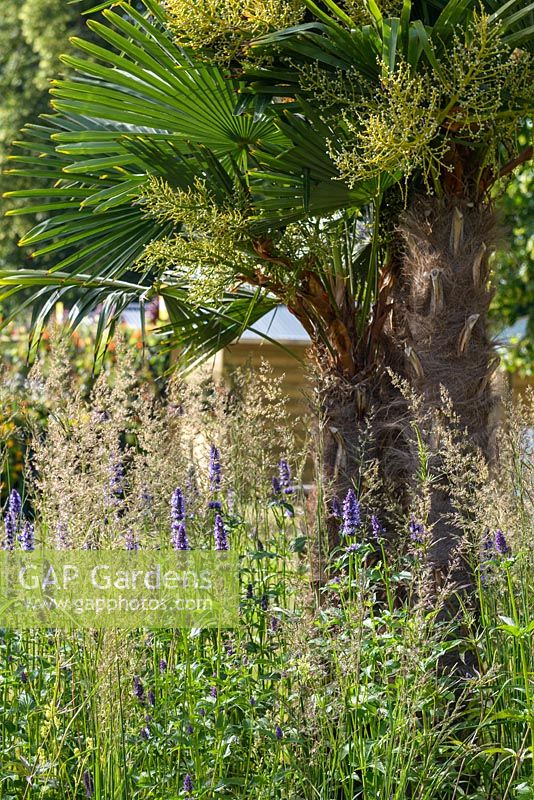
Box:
[342,0,404,23]
[0,1,94,272]
[0,4,48,269]
[493,164,534,376]
[17,0,74,90]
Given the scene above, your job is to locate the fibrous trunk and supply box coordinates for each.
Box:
[307,363,375,588]
[381,196,500,591]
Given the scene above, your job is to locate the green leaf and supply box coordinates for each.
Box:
[432,0,473,43]
[364,0,383,29]
[303,0,355,28]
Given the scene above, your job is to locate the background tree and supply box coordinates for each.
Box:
[1,0,532,579]
[492,161,534,377]
[0,0,98,275]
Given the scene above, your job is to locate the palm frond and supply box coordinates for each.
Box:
[159,287,279,373]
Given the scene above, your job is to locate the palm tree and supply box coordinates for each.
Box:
[246,0,533,582]
[1,0,532,579]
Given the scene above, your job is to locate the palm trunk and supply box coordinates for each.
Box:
[306,356,377,588]
[382,196,500,590]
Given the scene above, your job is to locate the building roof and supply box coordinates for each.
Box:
[238,306,310,344]
[119,302,311,345]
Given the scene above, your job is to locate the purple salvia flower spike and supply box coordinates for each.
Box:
[371,514,384,540]
[227,488,235,513]
[330,496,342,518]
[83,770,94,799]
[186,464,199,498]
[3,511,16,551]
[56,521,70,549]
[133,675,144,703]
[171,489,189,549]
[342,489,361,537]
[409,518,425,543]
[140,486,153,509]
[8,489,22,518]
[108,455,124,506]
[279,459,293,495]
[494,529,510,556]
[171,488,186,524]
[19,521,35,552]
[183,773,193,796]
[125,530,140,551]
[172,521,189,551]
[209,445,222,493]
[3,488,22,551]
[214,514,228,551]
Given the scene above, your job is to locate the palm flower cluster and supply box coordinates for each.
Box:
[163,0,305,64]
[138,178,254,306]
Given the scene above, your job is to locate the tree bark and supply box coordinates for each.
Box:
[306,359,377,588]
[381,196,500,594]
